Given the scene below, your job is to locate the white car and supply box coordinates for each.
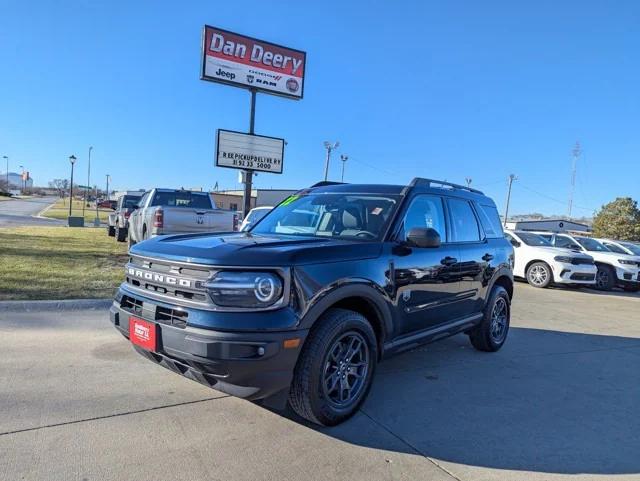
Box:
[240,206,273,231]
[534,232,640,292]
[504,230,596,288]
[596,238,640,257]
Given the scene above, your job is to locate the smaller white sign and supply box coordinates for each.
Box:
[216,129,284,174]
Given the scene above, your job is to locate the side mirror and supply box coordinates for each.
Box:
[510,239,521,248]
[406,227,441,248]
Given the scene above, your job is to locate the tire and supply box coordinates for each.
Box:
[107,226,115,237]
[526,261,552,288]
[623,285,640,293]
[288,308,378,426]
[595,265,615,291]
[116,226,127,242]
[468,285,510,352]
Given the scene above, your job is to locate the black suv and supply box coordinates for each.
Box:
[110,178,514,425]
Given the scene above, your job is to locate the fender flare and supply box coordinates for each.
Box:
[298,282,395,343]
[486,265,514,301]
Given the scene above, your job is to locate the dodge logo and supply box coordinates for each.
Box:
[127,267,192,288]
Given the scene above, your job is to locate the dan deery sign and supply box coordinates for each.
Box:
[201,26,306,99]
[216,130,284,174]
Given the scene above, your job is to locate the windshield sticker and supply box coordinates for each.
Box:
[371,207,383,215]
[280,195,299,206]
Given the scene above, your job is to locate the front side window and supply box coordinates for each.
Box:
[399,195,446,242]
[251,193,399,240]
[448,198,481,242]
[620,242,640,255]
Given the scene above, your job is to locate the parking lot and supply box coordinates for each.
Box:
[1,284,639,481]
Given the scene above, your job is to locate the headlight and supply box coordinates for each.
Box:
[554,256,573,263]
[205,271,283,308]
[618,259,636,265]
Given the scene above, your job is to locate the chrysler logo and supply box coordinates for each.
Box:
[127,267,192,288]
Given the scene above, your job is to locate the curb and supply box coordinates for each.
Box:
[0,299,112,312]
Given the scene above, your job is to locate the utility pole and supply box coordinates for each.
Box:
[340,154,348,182]
[323,141,339,181]
[503,174,517,227]
[83,146,93,216]
[568,141,580,220]
[465,177,472,188]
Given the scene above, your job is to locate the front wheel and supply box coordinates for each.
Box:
[115,226,127,242]
[526,261,552,288]
[595,265,615,291]
[288,308,377,426]
[468,285,511,352]
[128,229,136,249]
[107,226,115,237]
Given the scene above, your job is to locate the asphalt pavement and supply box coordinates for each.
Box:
[0,196,62,227]
[1,284,639,481]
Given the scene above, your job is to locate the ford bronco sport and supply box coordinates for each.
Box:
[110,178,514,426]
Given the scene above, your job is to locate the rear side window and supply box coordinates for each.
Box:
[555,235,581,250]
[400,195,446,241]
[603,242,626,254]
[448,198,481,242]
[477,204,503,238]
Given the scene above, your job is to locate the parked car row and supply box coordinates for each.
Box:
[506,229,640,292]
[106,188,239,245]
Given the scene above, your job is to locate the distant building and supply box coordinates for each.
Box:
[0,172,34,190]
[211,188,298,212]
[505,219,591,233]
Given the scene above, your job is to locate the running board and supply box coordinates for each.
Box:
[383,313,483,356]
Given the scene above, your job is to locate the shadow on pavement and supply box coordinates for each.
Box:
[280,327,640,476]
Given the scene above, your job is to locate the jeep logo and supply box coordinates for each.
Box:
[215,68,236,80]
[127,267,192,288]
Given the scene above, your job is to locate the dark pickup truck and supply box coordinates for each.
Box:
[110,178,514,425]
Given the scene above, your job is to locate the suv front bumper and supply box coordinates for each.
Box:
[614,266,640,287]
[109,291,308,401]
[552,262,597,284]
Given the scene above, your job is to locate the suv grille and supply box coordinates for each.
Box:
[125,255,214,306]
[570,273,595,281]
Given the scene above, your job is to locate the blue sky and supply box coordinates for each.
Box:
[1,0,638,217]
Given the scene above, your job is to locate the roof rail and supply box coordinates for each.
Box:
[309,181,346,188]
[409,178,484,195]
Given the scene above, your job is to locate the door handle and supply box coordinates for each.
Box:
[440,256,458,266]
[482,253,494,262]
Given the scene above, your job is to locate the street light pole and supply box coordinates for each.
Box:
[83,146,93,216]
[323,141,339,181]
[105,174,110,202]
[18,165,24,194]
[2,156,7,191]
[340,154,349,182]
[503,174,517,227]
[68,155,77,217]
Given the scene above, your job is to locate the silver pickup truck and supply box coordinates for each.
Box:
[108,192,144,242]
[128,188,238,247]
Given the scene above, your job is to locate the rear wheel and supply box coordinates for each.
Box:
[128,230,136,249]
[115,226,127,242]
[526,261,552,288]
[595,265,615,291]
[107,226,115,237]
[288,308,377,426]
[468,285,510,352]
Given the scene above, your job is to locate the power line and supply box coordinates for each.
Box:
[519,183,595,212]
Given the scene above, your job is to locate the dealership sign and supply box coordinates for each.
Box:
[216,129,284,174]
[201,25,306,99]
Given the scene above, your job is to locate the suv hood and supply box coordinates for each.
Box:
[528,246,593,259]
[129,232,383,266]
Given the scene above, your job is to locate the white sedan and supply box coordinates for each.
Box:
[504,230,597,288]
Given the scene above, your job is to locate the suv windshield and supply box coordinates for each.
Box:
[151,191,212,209]
[575,237,609,252]
[251,193,399,240]
[516,232,551,246]
[620,242,640,255]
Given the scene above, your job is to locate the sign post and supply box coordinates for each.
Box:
[201,25,305,217]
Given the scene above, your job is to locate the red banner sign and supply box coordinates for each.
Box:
[201,25,306,100]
